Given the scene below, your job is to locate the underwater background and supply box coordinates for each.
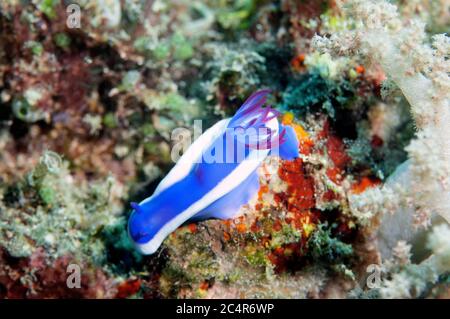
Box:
[0,0,448,299]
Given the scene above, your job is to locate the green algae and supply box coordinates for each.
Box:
[0,151,123,262]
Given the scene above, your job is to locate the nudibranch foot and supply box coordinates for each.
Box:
[189,170,260,221]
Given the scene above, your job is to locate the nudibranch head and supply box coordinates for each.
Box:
[128,201,169,255]
[128,202,150,242]
[128,203,155,253]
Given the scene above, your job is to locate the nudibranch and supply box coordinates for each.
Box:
[128,90,300,254]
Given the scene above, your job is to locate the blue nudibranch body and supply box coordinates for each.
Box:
[128,90,300,254]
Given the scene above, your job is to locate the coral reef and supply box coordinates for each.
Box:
[313,0,450,227]
[0,0,448,298]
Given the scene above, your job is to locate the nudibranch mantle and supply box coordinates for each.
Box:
[128,90,300,254]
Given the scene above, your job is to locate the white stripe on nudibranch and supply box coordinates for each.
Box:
[139,119,230,206]
[135,114,278,254]
[156,119,231,196]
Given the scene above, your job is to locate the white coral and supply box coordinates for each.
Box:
[392,241,412,266]
[379,224,449,298]
[427,224,450,273]
[380,273,412,299]
[315,0,450,228]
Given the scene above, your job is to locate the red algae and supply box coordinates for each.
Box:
[326,135,351,169]
[351,177,381,195]
[278,158,316,211]
[188,223,198,234]
[116,279,142,299]
[291,53,306,72]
